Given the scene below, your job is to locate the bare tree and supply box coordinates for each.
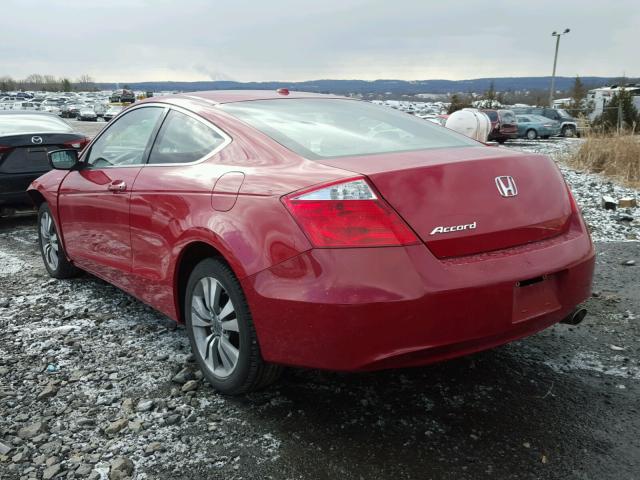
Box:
[76,74,94,91]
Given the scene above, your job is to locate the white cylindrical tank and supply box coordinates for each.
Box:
[445,108,491,142]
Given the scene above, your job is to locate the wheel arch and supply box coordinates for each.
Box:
[173,240,237,324]
[26,189,46,209]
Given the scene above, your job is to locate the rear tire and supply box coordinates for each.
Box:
[37,203,80,279]
[562,125,576,137]
[526,129,538,140]
[185,258,281,395]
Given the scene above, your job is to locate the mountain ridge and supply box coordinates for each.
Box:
[96,76,636,94]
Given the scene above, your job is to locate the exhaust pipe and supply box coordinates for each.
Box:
[560,307,587,326]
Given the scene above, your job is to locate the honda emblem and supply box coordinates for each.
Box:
[495,176,518,197]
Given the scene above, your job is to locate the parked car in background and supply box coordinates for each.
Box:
[40,105,62,116]
[103,105,124,121]
[29,91,594,394]
[76,106,98,122]
[511,107,578,137]
[0,112,89,213]
[93,103,107,118]
[60,103,83,118]
[481,109,518,143]
[12,101,39,111]
[110,89,136,103]
[516,114,561,140]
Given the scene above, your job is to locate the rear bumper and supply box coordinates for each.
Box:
[0,173,44,207]
[243,215,595,371]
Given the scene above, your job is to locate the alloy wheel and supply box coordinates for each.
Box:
[40,211,59,271]
[190,277,240,379]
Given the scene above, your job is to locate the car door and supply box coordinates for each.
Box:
[57,105,166,285]
[517,116,530,136]
[129,108,230,317]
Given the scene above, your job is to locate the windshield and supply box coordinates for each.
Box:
[219,99,477,159]
[556,109,572,119]
[0,114,73,135]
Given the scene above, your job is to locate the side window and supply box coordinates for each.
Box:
[148,110,225,164]
[86,107,163,168]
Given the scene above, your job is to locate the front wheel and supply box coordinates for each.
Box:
[185,258,281,395]
[38,203,80,279]
[562,125,576,137]
[526,129,538,140]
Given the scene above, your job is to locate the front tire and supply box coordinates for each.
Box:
[38,203,80,279]
[185,258,281,395]
[526,129,538,140]
[562,125,576,137]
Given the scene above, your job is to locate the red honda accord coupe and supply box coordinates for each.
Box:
[28,90,595,394]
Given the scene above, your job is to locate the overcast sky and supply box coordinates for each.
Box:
[2,0,638,83]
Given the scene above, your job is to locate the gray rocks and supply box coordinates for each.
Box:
[109,457,134,480]
[171,367,195,385]
[76,464,94,476]
[43,463,62,480]
[166,414,181,426]
[104,418,129,435]
[37,383,58,401]
[136,399,154,412]
[144,441,165,456]
[17,421,46,439]
[0,441,11,455]
[181,380,199,392]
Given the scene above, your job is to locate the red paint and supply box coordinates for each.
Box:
[28,91,595,372]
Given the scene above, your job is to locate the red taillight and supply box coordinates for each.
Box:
[567,185,579,214]
[282,177,419,248]
[64,137,91,150]
[0,145,11,153]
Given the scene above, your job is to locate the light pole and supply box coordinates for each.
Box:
[549,28,570,107]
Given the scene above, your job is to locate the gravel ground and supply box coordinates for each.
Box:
[1,126,638,479]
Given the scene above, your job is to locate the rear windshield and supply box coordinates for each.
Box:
[219,99,477,159]
[0,114,73,135]
[484,111,499,121]
[499,110,516,123]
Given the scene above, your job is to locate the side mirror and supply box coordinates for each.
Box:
[48,149,80,170]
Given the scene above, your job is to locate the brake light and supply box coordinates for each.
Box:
[566,186,580,214]
[0,145,11,153]
[282,177,419,247]
[64,137,91,150]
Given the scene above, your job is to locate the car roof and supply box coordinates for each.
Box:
[154,89,346,105]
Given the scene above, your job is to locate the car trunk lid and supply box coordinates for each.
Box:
[0,133,84,174]
[316,146,572,258]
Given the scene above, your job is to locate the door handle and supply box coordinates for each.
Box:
[107,180,127,192]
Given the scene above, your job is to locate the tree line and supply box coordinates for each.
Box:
[0,74,96,93]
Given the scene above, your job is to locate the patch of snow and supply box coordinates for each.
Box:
[0,249,28,276]
[545,351,640,380]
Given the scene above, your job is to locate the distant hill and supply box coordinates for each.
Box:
[96,76,635,95]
